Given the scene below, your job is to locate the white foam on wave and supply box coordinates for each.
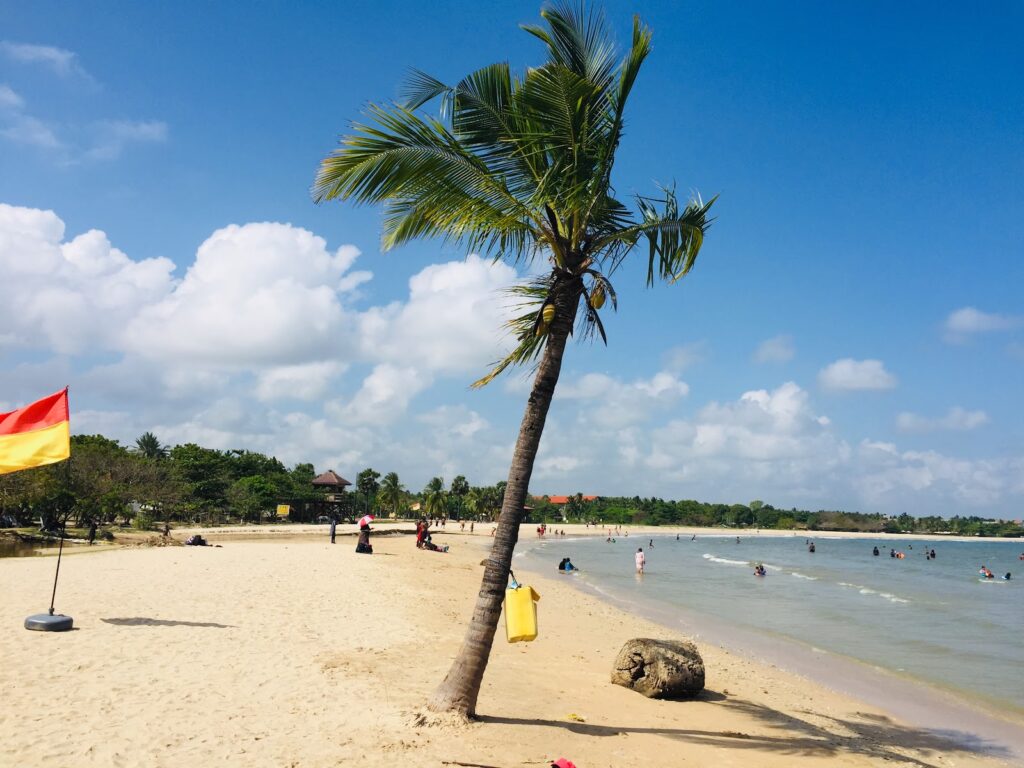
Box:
[790,572,818,580]
[702,554,749,566]
[859,587,877,595]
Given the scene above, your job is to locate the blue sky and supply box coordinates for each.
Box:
[1,1,1022,516]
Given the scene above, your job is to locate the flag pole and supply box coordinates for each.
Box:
[46,456,72,616]
[24,387,74,632]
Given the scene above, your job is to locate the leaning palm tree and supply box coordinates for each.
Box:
[314,3,714,717]
[378,471,406,518]
[134,432,167,460]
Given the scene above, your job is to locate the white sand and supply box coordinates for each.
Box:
[1,527,1019,767]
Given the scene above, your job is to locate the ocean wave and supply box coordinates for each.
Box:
[790,572,818,580]
[841,584,910,603]
[702,554,749,566]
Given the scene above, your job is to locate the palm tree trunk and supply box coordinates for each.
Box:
[428,282,581,717]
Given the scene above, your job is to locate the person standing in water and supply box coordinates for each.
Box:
[635,547,645,574]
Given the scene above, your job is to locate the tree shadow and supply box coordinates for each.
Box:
[101,617,235,628]
[478,692,1015,766]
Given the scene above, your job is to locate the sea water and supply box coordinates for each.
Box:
[519,533,1024,715]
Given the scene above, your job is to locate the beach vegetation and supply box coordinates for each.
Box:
[313,2,715,716]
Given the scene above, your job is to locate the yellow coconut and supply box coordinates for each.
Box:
[542,304,556,324]
[590,285,605,309]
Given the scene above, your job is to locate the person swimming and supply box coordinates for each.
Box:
[980,566,994,579]
[1003,572,1012,581]
[872,546,879,556]
[754,563,766,577]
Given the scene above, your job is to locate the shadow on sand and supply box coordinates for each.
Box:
[479,691,1014,767]
[101,617,235,628]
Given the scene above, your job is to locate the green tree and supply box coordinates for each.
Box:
[356,468,382,516]
[314,4,713,716]
[134,431,167,459]
[169,444,231,521]
[228,475,279,523]
[450,474,469,518]
[423,477,448,519]
[378,472,406,518]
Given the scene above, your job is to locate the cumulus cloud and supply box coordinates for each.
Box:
[558,370,689,429]
[123,222,368,367]
[944,307,1021,343]
[753,334,794,363]
[255,362,348,402]
[896,407,989,433]
[330,364,431,426]
[0,203,176,354]
[358,254,519,375]
[818,358,897,391]
[5,202,1023,517]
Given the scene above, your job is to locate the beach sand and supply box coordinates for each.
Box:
[1,526,1019,767]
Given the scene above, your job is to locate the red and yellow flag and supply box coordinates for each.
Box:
[0,389,71,475]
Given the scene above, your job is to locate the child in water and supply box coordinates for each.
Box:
[635,547,645,574]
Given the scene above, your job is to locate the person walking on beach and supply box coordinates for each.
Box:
[329,517,337,544]
[635,547,645,574]
[470,521,475,533]
[88,520,97,545]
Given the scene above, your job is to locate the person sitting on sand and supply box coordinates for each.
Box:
[558,557,577,572]
[421,531,448,553]
[635,547,645,574]
[355,522,373,554]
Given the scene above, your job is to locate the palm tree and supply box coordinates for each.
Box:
[423,477,448,519]
[314,4,714,717]
[378,472,405,517]
[134,432,167,460]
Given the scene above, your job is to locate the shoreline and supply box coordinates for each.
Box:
[2,527,1020,766]
[515,541,1024,758]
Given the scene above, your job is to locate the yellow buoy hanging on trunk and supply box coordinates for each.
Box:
[504,584,541,642]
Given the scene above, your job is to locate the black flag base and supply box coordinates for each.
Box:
[25,612,73,631]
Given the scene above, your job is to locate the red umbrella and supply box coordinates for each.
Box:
[358,514,374,528]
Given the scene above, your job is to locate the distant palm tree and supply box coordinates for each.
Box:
[314,4,713,717]
[423,477,447,519]
[379,472,406,517]
[134,432,167,460]
[464,488,481,520]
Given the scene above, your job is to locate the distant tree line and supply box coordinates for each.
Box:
[527,495,1024,537]
[1,432,1020,538]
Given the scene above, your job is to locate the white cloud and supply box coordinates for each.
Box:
[417,405,489,439]
[753,334,794,363]
[255,361,348,402]
[123,222,366,367]
[331,364,431,426]
[358,254,519,375]
[944,307,1021,343]
[85,119,168,160]
[6,203,1024,518]
[0,84,23,109]
[0,42,88,79]
[0,204,176,354]
[818,358,897,391]
[663,341,706,372]
[558,370,689,429]
[0,112,61,149]
[896,407,989,433]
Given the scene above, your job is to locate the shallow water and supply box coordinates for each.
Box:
[520,533,1024,715]
[0,537,63,558]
